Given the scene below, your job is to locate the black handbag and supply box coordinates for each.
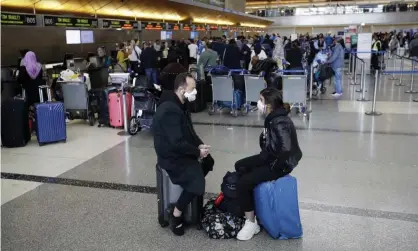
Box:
[319,64,334,81]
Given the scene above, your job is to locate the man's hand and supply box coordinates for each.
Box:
[198,144,211,150]
[200,148,210,158]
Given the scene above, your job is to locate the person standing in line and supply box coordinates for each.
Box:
[389,34,399,59]
[188,39,198,65]
[128,39,142,74]
[140,42,159,87]
[326,37,345,97]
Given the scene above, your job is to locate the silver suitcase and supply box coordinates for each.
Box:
[61,81,89,111]
[156,164,203,229]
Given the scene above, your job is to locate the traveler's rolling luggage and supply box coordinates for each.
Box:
[156,164,203,229]
[1,98,31,148]
[35,86,67,146]
[90,87,118,127]
[254,175,303,239]
[108,91,132,127]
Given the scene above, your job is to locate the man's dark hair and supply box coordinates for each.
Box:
[174,72,194,90]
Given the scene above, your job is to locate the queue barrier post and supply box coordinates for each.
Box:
[395,57,405,86]
[350,55,359,85]
[356,60,365,93]
[357,61,370,102]
[346,52,352,76]
[117,80,130,136]
[389,54,398,80]
[365,70,382,116]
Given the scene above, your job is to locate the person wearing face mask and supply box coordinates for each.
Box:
[234,87,302,241]
[153,72,214,236]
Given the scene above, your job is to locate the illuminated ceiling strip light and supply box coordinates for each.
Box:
[193,18,234,25]
[240,23,267,28]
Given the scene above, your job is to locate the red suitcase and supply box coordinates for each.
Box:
[108,91,132,128]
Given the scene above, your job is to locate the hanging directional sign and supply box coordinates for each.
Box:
[167,23,180,30]
[102,19,138,29]
[1,13,37,26]
[44,16,98,28]
[141,22,165,30]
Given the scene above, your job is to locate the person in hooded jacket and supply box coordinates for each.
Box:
[153,73,214,236]
[235,87,302,241]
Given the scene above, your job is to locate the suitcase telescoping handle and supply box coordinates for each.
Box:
[38,85,52,103]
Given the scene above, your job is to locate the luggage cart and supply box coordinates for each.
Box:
[60,80,95,125]
[207,69,245,117]
[242,74,266,114]
[280,70,309,117]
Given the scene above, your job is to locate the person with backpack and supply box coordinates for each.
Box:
[234,88,302,241]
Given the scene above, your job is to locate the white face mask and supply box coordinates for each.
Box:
[184,88,197,102]
[257,100,265,113]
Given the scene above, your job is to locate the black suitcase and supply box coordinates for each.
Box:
[1,98,31,147]
[156,164,203,229]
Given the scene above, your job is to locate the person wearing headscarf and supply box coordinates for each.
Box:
[18,51,45,107]
[272,36,285,69]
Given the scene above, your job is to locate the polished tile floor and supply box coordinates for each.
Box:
[1,60,418,251]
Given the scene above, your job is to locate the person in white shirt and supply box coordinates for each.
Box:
[188,40,198,64]
[128,39,142,74]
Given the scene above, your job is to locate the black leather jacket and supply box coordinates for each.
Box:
[259,108,302,171]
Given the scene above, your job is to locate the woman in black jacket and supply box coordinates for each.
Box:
[235,87,302,241]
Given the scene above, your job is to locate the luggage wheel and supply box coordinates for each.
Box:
[128,117,140,135]
[158,216,169,228]
[207,104,216,115]
[320,87,327,94]
[88,114,95,126]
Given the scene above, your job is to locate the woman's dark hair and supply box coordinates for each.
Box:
[118,43,124,50]
[260,88,290,113]
[254,43,262,55]
[229,39,236,45]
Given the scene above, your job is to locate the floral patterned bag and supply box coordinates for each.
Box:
[201,199,245,239]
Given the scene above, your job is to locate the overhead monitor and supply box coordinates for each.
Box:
[66,30,81,44]
[81,30,94,44]
[160,31,167,40]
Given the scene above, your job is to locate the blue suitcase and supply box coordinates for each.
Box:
[254,175,303,239]
[35,86,67,146]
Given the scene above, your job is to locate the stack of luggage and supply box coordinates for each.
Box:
[156,166,304,240]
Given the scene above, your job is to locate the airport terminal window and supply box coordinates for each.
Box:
[249,2,417,17]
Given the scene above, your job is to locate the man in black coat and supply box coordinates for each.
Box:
[153,72,214,236]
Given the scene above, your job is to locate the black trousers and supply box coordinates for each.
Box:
[235,154,290,212]
[175,155,214,212]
